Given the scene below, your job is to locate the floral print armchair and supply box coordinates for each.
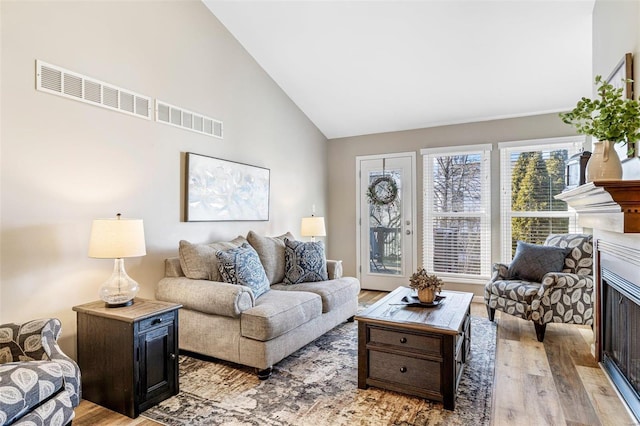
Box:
[0,318,81,425]
[484,234,593,342]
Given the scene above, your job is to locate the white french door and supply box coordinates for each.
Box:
[356,153,416,291]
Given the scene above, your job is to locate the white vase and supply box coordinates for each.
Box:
[586,140,623,182]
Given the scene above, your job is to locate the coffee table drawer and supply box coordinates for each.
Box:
[369,350,441,390]
[369,327,441,355]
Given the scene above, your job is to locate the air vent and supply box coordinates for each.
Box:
[36,60,152,120]
[155,100,223,139]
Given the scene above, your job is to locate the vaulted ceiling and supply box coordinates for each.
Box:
[204,0,595,139]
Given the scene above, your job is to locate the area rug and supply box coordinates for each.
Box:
[142,316,496,425]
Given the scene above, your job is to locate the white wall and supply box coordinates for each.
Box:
[0,0,328,357]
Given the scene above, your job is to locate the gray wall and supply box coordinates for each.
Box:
[327,113,577,294]
[0,0,327,356]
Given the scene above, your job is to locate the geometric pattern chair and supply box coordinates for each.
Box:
[0,318,81,426]
[484,233,594,342]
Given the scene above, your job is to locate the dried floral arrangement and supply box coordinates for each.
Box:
[408,268,444,292]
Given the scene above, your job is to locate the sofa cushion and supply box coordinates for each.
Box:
[271,277,360,313]
[283,239,328,284]
[240,290,322,341]
[216,243,270,299]
[0,361,65,425]
[179,236,247,281]
[246,231,295,284]
[508,241,570,283]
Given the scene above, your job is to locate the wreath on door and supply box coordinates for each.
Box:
[367,175,398,207]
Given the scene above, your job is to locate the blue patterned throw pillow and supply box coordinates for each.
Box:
[283,238,328,284]
[508,241,570,283]
[216,243,270,298]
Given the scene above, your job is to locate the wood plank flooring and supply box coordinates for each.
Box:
[73,290,636,426]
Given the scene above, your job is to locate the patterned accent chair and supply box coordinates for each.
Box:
[0,318,81,425]
[484,234,593,342]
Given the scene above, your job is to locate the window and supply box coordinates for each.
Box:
[421,145,492,282]
[499,136,584,263]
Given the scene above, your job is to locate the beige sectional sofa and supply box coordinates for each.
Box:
[155,231,360,379]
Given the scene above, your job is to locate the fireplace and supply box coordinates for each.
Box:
[598,240,640,421]
[556,180,640,420]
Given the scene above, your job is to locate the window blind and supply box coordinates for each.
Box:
[499,136,584,263]
[422,145,492,281]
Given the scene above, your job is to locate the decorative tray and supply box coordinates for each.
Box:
[392,294,446,308]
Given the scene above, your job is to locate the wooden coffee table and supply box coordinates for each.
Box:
[356,286,473,410]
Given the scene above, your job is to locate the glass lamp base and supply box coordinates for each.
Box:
[100,258,139,308]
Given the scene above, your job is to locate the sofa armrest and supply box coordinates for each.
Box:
[326,260,343,279]
[156,277,255,318]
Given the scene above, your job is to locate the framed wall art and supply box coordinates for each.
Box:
[185,152,270,221]
[606,52,635,159]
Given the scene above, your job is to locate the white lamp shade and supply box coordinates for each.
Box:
[300,216,326,237]
[88,218,146,259]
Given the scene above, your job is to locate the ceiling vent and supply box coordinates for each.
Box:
[156,100,223,139]
[36,60,152,120]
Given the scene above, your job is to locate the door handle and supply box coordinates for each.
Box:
[405,229,411,235]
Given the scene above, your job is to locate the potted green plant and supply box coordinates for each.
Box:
[409,268,443,303]
[559,75,640,181]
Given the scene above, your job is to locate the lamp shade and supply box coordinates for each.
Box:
[88,218,146,259]
[300,216,326,238]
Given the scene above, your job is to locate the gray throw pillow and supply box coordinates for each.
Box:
[508,241,570,283]
[216,243,270,298]
[283,238,328,284]
[178,236,247,281]
[246,231,295,284]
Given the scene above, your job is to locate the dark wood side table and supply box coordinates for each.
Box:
[356,287,473,410]
[73,298,182,418]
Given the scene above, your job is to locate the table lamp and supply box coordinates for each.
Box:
[88,213,146,307]
[300,216,326,242]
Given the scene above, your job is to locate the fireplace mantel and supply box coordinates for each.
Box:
[555,180,640,233]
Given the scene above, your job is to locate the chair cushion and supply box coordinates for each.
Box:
[246,231,295,284]
[508,241,569,282]
[272,277,360,313]
[178,236,247,281]
[216,243,270,299]
[283,239,328,284]
[240,290,322,341]
[487,279,542,304]
[0,361,64,425]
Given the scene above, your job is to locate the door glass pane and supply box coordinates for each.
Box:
[368,169,402,275]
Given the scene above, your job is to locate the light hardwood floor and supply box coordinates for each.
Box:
[73,291,636,426]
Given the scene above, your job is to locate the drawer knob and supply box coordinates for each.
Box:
[152,318,163,325]
[400,367,407,373]
[400,337,407,344]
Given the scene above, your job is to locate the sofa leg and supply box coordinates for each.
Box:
[533,322,547,342]
[347,316,355,323]
[257,367,272,380]
[486,306,495,322]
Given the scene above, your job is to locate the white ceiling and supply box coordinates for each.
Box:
[203,0,595,139]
